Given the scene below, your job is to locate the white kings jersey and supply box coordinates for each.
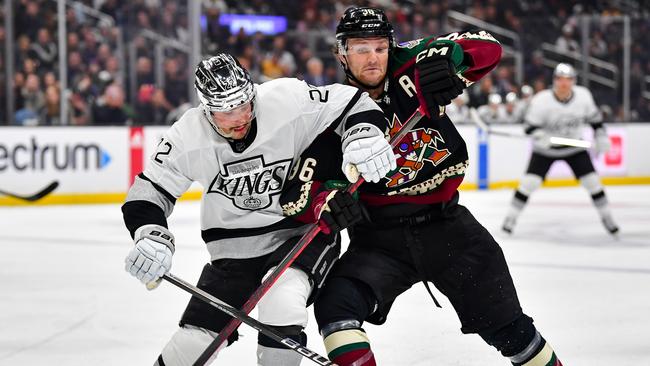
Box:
[525,85,602,157]
[122,78,384,260]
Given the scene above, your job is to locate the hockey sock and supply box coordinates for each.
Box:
[256,345,303,366]
[580,173,609,215]
[509,332,562,366]
[510,173,542,215]
[508,187,532,219]
[257,326,306,366]
[323,328,376,366]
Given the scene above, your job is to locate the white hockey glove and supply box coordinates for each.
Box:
[125,224,175,289]
[341,123,397,183]
[531,129,551,150]
[594,129,611,154]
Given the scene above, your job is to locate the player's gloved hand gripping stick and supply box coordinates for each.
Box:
[189,105,428,366]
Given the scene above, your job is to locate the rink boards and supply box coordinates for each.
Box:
[0,124,649,205]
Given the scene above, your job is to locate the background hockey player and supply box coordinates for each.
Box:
[477,92,506,124]
[121,53,395,366]
[503,63,619,235]
[445,90,470,124]
[281,7,563,366]
[477,92,527,125]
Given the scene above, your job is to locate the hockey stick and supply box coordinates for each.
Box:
[193,106,427,366]
[0,181,59,202]
[161,273,334,366]
[547,136,592,149]
[468,108,591,148]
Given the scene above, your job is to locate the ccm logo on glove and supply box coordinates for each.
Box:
[416,46,450,63]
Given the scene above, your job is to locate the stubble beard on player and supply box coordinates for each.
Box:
[211,106,254,140]
[350,68,386,96]
[213,116,252,140]
[217,122,250,139]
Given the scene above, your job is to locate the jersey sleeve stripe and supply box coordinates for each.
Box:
[342,109,388,132]
[138,173,177,204]
[330,89,364,131]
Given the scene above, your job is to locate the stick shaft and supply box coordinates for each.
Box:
[470,107,591,148]
[162,274,334,366]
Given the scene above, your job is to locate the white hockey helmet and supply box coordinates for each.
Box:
[505,92,517,104]
[195,54,256,115]
[553,63,577,79]
[488,93,502,105]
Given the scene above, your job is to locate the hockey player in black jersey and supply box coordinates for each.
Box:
[281,7,563,366]
[121,53,395,366]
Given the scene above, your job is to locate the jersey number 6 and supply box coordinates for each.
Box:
[289,157,317,182]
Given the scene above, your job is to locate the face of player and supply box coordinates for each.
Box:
[211,102,253,140]
[553,76,575,99]
[340,37,390,89]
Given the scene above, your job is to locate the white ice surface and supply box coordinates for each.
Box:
[1,185,649,366]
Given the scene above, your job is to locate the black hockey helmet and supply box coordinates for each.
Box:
[335,7,395,52]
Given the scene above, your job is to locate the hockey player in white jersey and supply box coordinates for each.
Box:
[503,63,619,234]
[121,53,395,366]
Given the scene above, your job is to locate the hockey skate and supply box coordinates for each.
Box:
[502,215,517,234]
[601,214,619,235]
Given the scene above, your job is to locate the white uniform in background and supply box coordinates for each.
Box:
[502,92,525,124]
[503,63,618,235]
[476,93,506,124]
[525,85,602,157]
[515,85,535,122]
[477,92,526,125]
[446,90,470,124]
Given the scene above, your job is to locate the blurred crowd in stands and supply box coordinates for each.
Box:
[1,0,649,126]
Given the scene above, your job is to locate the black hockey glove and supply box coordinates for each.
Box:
[316,191,365,234]
[415,40,466,117]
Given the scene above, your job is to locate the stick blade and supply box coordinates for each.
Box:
[0,180,59,202]
[28,181,60,201]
